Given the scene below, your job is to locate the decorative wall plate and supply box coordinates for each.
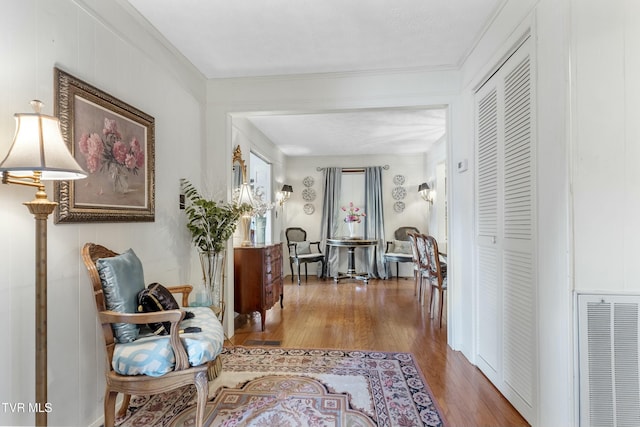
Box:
[302,188,316,202]
[303,176,314,187]
[303,203,315,215]
[392,186,407,200]
[393,174,406,186]
[394,201,405,213]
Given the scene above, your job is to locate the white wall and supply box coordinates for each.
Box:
[282,154,429,278]
[0,1,207,426]
[572,1,640,293]
[425,136,448,248]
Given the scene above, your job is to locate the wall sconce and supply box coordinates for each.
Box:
[0,100,87,426]
[418,182,434,205]
[277,184,293,206]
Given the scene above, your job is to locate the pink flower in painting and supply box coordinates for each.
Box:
[78,117,143,178]
[130,137,141,154]
[85,155,101,173]
[87,133,104,156]
[112,140,128,164]
[103,118,121,138]
[135,150,145,168]
[124,153,137,169]
[78,132,90,154]
[130,137,145,168]
[78,133,104,173]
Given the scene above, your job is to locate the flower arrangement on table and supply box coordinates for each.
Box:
[342,202,366,223]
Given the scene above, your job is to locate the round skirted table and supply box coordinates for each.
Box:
[326,238,378,284]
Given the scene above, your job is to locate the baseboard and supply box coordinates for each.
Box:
[88,395,123,427]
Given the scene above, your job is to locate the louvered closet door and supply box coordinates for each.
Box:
[476,79,502,383]
[474,37,537,424]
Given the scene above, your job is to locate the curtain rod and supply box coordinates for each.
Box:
[316,165,389,173]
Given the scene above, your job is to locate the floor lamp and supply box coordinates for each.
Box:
[0,100,87,426]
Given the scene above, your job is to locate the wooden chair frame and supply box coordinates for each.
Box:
[82,243,221,427]
[415,235,447,327]
[425,235,447,327]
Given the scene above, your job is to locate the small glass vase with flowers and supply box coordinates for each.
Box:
[341,202,365,238]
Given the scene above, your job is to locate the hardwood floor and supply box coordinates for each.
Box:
[230,275,529,427]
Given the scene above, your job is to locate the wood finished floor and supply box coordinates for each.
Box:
[230,275,530,427]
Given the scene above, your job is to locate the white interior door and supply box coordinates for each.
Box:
[474,36,537,425]
[476,80,502,382]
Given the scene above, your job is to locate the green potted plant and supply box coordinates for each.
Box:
[180,179,251,310]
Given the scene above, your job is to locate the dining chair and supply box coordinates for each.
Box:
[407,233,423,298]
[423,235,448,327]
[285,227,326,285]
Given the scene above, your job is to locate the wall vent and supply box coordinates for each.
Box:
[578,294,640,427]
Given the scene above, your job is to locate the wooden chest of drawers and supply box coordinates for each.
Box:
[233,243,283,331]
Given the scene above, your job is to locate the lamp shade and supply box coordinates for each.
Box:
[237,182,255,207]
[418,182,430,193]
[281,184,293,194]
[0,100,87,180]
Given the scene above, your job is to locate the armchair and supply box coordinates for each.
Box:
[285,227,326,285]
[383,226,420,279]
[81,243,224,427]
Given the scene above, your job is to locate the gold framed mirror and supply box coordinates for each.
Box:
[232,145,246,188]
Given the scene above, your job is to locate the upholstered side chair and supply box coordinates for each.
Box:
[383,226,420,279]
[82,243,224,427]
[285,227,326,285]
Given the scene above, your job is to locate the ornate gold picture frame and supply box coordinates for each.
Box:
[53,67,155,223]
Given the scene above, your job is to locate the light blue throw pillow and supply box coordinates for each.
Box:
[96,249,146,343]
[296,241,311,254]
[393,240,413,254]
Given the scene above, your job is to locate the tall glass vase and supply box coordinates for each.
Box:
[255,216,267,245]
[347,221,357,238]
[195,251,225,316]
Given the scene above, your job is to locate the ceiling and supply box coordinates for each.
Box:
[125,0,503,156]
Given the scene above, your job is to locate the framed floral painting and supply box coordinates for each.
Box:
[53,67,155,223]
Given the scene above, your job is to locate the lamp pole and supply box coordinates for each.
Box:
[24,188,57,426]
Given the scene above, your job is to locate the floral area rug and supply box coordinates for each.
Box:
[116,346,447,427]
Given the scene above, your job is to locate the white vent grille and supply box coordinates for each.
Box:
[579,295,640,427]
